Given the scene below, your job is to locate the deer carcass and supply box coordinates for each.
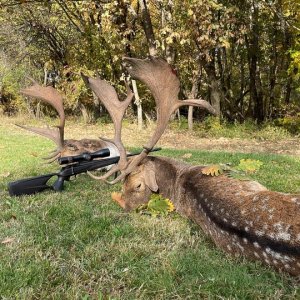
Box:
[85,56,300,276]
[112,155,300,276]
[18,81,122,163]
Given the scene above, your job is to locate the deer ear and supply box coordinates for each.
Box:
[144,168,158,192]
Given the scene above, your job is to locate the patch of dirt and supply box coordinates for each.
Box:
[62,122,300,156]
[2,116,299,155]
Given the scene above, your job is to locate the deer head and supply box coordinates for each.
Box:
[86,56,216,183]
[112,159,158,211]
[19,81,118,163]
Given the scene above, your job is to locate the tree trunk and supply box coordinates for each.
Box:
[188,72,200,131]
[246,1,264,123]
[80,104,90,124]
[202,57,222,117]
[160,0,175,63]
[92,91,101,120]
[188,106,194,131]
[132,80,143,130]
[138,0,157,56]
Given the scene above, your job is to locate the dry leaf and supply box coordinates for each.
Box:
[29,152,38,157]
[0,172,10,178]
[201,164,224,176]
[182,153,192,158]
[1,237,15,244]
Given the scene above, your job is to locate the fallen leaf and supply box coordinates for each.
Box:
[136,194,175,217]
[1,237,15,244]
[182,153,192,159]
[202,164,224,176]
[0,172,10,178]
[236,159,263,173]
[29,152,38,157]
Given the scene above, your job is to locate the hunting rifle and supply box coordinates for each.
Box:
[8,147,161,197]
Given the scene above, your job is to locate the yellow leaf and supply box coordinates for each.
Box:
[201,165,223,176]
[166,198,175,212]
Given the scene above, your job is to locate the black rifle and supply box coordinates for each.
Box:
[8,147,161,197]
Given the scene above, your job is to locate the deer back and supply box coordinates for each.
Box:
[119,156,300,276]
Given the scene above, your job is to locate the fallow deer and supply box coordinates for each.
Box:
[86,56,299,277]
[18,80,125,163]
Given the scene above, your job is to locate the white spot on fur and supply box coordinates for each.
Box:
[227,245,232,251]
[254,252,260,258]
[276,232,291,241]
[236,243,244,252]
[268,233,275,239]
[272,222,291,241]
[252,195,260,202]
[243,238,248,244]
[253,242,260,249]
[255,230,264,237]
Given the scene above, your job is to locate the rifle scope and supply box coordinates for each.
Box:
[58,148,110,165]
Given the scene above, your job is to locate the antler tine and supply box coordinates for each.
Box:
[16,124,62,148]
[108,56,217,183]
[82,73,134,177]
[19,83,65,149]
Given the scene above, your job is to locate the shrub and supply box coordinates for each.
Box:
[275,115,300,135]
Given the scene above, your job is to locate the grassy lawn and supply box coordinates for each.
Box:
[0,120,300,299]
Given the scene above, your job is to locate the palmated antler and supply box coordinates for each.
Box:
[18,81,65,162]
[81,74,134,181]
[88,56,216,184]
[106,57,216,183]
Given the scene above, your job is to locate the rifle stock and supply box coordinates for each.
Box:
[8,173,56,196]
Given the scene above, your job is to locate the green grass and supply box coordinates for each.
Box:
[1,121,300,299]
[170,116,294,140]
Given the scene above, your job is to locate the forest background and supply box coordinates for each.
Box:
[0,0,300,132]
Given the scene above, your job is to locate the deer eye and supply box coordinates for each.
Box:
[135,183,142,191]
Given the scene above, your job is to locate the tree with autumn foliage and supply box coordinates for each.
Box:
[0,0,299,127]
